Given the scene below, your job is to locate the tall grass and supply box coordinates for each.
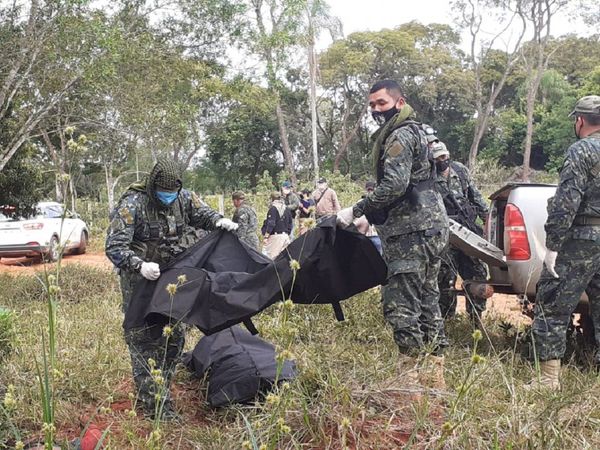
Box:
[2,266,600,447]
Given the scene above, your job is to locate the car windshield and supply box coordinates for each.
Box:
[39,204,64,219]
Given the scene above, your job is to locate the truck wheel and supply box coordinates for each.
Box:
[577,312,597,365]
[565,311,597,367]
[44,236,59,262]
[74,231,88,255]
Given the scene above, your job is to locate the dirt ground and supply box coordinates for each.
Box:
[0,251,112,274]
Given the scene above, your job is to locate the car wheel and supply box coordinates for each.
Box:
[74,231,88,255]
[44,236,60,262]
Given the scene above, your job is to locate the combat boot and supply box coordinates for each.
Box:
[418,354,446,391]
[524,359,560,391]
[380,353,420,391]
[396,353,420,386]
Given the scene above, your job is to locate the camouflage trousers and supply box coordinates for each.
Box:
[238,232,260,251]
[532,234,600,361]
[438,247,488,320]
[124,323,185,413]
[380,227,450,356]
[120,271,185,413]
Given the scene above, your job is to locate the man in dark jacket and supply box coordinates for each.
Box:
[336,79,449,389]
[105,157,238,419]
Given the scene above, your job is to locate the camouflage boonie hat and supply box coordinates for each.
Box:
[232,191,245,200]
[569,95,600,117]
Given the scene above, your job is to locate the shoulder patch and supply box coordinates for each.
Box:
[119,206,134,225]
[191,192,203,208]
[110,217,125,232]
[387,141,404,158]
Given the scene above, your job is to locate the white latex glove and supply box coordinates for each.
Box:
[140,262,161,281]
[216,218,239,232]
[544,250,559,278]
[336,207,354,229]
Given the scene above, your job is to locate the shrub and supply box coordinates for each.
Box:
[0,307,15,360]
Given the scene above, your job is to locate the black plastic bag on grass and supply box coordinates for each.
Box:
[183,326,296,408]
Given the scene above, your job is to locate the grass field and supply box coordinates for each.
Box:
[1,260,600,449]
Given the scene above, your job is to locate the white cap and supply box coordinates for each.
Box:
[432,142,449,159]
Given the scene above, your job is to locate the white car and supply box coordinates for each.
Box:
[0,202,89,262]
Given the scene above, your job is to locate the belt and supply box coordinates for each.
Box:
[573,216,600,226]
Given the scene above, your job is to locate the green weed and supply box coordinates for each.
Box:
[2,265,600,447]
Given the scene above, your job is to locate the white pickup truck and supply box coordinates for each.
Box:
[450,182,556,300]
[484,182,557,300]
[451,182,594,349]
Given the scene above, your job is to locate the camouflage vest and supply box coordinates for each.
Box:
[133,195,199,265]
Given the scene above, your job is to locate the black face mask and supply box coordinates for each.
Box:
[372,106,399,126]
[436,159,450,173]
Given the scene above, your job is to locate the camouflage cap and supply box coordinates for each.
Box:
[569,95,600,117]
[432,141,450,159]
[232,191,245,200]
[426,134,440,144]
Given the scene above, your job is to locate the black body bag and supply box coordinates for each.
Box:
[183,326,296,408]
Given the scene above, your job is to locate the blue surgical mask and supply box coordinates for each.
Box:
[156,190,178,205]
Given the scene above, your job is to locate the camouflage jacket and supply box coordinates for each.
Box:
[435,161,488,221]
[354,108,448,236]
[232,203,259,249]
[105,187,222,272]
[284,192,300,214]
[545,130,600,251]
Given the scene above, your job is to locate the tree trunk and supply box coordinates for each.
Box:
[275,102,297,185]
[521,0,555,181]
[461,0,527,169]
[105,161,115,212]
[308,33,319,183]
[522,71,542,181]
[333,104,366,171]
[69,176,77,213]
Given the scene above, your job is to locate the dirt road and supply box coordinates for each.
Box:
[0,252,112,274]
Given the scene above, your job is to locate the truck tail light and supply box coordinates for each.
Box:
[23,223,44,230]
[504,203,531,260]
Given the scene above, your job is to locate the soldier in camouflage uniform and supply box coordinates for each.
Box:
[336,80,449,389]
[231,191,259,250]
[105,158,238,418]
[433,142,490,322]
[527,95,600,390]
